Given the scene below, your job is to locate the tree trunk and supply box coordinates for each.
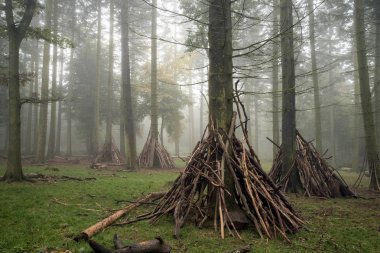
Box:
[374,2,380,150]
[208,0,234,204]
[55,48,64,154]
[66,1,76,157]
[188,82,194,150]
[47,0,59,159]
[3,0,37,181]
[121,0,137,168]
[4,36,24,181]
[151,0,159,140]
[208,0,233,132]
[254,96,259,154]
[272,0,280,159]
[25,59,34,154]
[308,0,322,152]
[35,0,52,163]
[280,0,299,191]
[93,0,101,155]
[105,0,114,144]
[33,41,39,154]
[354,0,380,190]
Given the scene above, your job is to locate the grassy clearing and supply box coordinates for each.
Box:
[0,164,379,253]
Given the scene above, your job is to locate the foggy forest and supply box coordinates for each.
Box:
[0,0,379,252]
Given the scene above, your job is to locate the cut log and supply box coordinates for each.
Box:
[74,192,166,241]
[89,236,171,253]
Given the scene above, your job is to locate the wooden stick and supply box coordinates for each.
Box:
[74,192,166,241]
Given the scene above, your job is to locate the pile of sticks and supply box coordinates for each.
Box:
[138,129,175,169]
[137,111,304,241]
[269,131,355,198]
[93,139,123,165]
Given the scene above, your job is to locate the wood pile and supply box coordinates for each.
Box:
[136,111,304,241]
[138,130,175,169]
[93,139,123,166]
[269,131,355,198]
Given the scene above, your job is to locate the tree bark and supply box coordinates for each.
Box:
[66,1,76,157]
[93,0,101,155]
[47,0,59,159]
[308,0,322,152]
[3,0,37,181]
[272,0,280,159]
[121,0,137,168]
[354,0,380,190]
[55,48,64,154]
[151,0,159,140]
[280,0,299,191]
[374,2,380,151]
[208,0,233,132]
[33,40,39,154]
[208,0,234,205]
[105,0,114,144]
[35,0,52,163]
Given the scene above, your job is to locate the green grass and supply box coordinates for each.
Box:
[0,164,379,253]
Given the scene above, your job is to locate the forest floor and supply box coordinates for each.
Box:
[0,161,379,253]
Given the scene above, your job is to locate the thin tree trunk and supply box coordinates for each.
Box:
[121,0,137,168]
[151,0,159,140]
[35,0,52,163]
[280,0,299,191]
[25,58,34,154]
[55,48,64,154]
[93,0,101,154]
[33,40,39,154]
[47,0,58,159]
[160,117,164,145]
[105,0,114,144]
[66,1,76,156]
[308,0,322,152]
[272,0,280,159]
[374,3,380,149]
[354,0,380,190]
[188,83,194,150]
[254,97,259,154]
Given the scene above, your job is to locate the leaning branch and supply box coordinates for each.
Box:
[74,191,166,241]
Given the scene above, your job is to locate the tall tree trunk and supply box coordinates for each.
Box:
[93,0,101,154]
[327,14,337,167]
[208,0,234,203]
[254,96,259,154]
[66,1,76,156]
[208,0,233,132]
[151,0,159,140]
[308,0,322,152]
[272,0,280,159]
[188,82,194,150]
[33,40,39,154]
[280,0,299,191]
[47,0,59,159]
[105,0,114,144]
[121,0,137,168]
[25,59,34,154]
[354,0,380,190]
[35,0,52,163]
[55,48,64,154]
[3,0,37,181]
[374,2,380,149]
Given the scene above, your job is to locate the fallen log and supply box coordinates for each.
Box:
[74,192,166,241]
[89,235,171,253]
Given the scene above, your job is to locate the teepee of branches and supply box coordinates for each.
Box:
[93,138,123,165]
[138,130,175,169]
[137,102,304,241]
[269,131,355,198]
